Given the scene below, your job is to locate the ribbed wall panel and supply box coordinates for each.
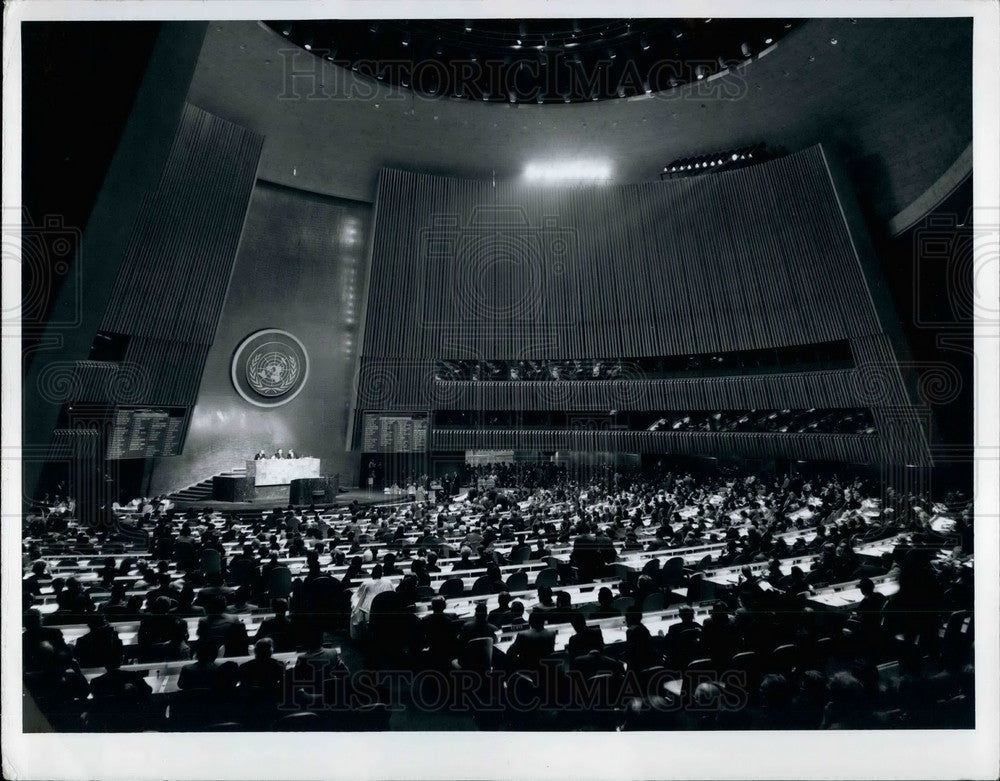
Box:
[849,334,933,466]
[89,104,263,414]
[431,429,879,463]
[357,145,928,467]
[100,104,264,345]
[362,146,881,361]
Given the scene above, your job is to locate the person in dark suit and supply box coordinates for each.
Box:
[488,592,514,627]
[254,598,297,652]
[239,637,286,696]
[197,594,249,657]
[506,610,556,672]
[623,611,659,671]
[664,605,701,662]
[137,596,190,662]
[570,647,624,680]
[289,625,350,708]
[529,538,552,561]
[589,587,620,620]
[566,613,604,658]
[533,585,558,617]
[73,614,123,670]
[549,590,580,625]
[89,656,153,700]
[855,577,888,648]
[700,601,737,665]
[177,640,224,690]
[460,603,500,644]
[98,583,133,619]
[571,524,617,581]
[23,609,67,673]
[420,597,460,669]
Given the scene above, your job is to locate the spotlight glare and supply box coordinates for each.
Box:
[523,159,613,183]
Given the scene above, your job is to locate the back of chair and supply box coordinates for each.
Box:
[534,568,558,589]
[227,557,254,587]
[173,541,196,570]
[771,643,799,676]
[642,559,661,577]
[509,544,531,565]
[672,627,702,668]
[200,548,222,577]
[642,590,665,612]
[456,636,494,672]
[731,650,759,689]
[687,657,715,673]
[305,576,338,612]
[439,577,465,598]
[267,566,293,600]
[505,571,529,592]
[273,710,323,731]
[661,556,685,588]
[415,585,436,601]
[613,595,634,613]
[686,573,705,603]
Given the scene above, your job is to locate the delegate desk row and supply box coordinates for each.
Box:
[30,527,831,609]
[50,543,915,651]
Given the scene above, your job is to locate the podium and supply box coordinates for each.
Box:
[212,458,327,503]
[246,457,321,486]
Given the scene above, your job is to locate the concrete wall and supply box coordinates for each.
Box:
[149,181,370,494]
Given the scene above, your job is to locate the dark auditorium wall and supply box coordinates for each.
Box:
[148,182,371,495]
[21,22,209,501]
[354,146,932,466]
[362,146,881,361]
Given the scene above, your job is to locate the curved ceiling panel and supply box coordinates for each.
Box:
[188,18,971,225]
[263,18,800,103]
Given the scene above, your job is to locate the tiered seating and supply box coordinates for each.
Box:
[21,467,974,731]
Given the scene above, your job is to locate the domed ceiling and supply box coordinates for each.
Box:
[264,18,800,103]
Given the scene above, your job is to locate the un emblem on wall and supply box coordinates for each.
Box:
[231,329,309,407]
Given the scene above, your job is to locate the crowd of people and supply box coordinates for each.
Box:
[433,343,850,383]
[434,408,875,435]
[22,464,974,731]
[253,448,305,460]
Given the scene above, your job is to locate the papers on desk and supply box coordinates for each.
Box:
[931,516,956,534]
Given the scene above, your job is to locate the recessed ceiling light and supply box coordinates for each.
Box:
[523,159,613,183]
[764,37,773,44]
[830,38,838,45]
